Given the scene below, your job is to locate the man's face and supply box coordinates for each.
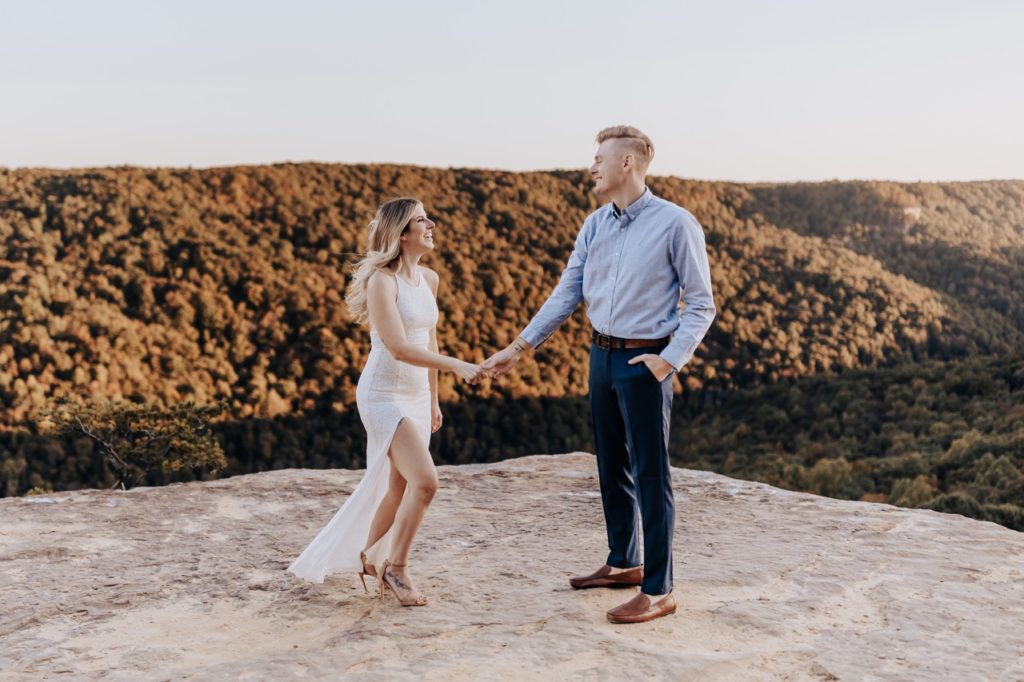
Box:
[590,139,627,197]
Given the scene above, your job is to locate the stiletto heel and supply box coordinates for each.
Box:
[378,560,390,599]
[358,550,376,594]
[379,560,428,607]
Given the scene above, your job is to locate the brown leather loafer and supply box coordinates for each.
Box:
[569,564,643,590]
[606,592,676,624]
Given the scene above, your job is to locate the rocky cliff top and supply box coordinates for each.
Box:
[2,454,1022,681]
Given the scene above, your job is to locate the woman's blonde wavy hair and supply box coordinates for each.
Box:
[345,197,422,325]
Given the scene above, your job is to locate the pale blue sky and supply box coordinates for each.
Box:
[1,0,1021,181]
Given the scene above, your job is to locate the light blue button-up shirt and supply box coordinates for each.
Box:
[520,187,716,371]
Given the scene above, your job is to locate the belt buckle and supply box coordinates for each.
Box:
[594,332,612,350]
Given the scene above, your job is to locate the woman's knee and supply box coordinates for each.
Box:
[411,474,439,502]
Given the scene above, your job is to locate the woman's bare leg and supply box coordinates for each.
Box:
[383,419,438,600]
[363,460,407,556]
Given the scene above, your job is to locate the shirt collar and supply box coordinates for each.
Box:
[612,187,653,220]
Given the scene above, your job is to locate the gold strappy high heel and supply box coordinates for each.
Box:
[358,550,377,594]
[379,560,428,607]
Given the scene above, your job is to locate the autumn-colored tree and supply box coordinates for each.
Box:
[2,165,1023,529]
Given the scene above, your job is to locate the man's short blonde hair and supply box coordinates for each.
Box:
[595,125,655,171]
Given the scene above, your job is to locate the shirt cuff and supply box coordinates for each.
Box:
[659,344,690,372]
[520,327,546,349]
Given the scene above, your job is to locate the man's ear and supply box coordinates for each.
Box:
[622,153,634,171]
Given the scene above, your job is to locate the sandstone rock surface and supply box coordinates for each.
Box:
[2,453,1022,681]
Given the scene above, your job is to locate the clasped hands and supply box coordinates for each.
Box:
[455,342,520,385]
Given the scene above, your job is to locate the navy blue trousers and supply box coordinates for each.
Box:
[589,343,675,596]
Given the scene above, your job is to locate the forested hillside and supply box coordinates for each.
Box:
[1,164,1022,527]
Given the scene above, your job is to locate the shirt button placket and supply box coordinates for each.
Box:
[609,215,628,331]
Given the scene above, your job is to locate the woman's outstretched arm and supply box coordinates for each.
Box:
[366,270,479,382]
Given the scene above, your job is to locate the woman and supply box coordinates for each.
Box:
[287,197,480,606]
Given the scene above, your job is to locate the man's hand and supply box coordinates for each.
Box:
[482,338,530,377]
[628,354,675,382]
[482,345,519,377]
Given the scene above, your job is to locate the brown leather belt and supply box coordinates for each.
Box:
[591,330,669,351]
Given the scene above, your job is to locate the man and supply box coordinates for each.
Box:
[483,125,716,624]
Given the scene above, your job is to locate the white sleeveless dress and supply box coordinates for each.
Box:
[288,269,438,583]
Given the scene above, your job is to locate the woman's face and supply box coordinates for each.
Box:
[400,203,436,255]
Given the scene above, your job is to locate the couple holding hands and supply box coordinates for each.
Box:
[287,125,716,625]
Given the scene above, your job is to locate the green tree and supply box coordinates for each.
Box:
[39,398,227,490]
